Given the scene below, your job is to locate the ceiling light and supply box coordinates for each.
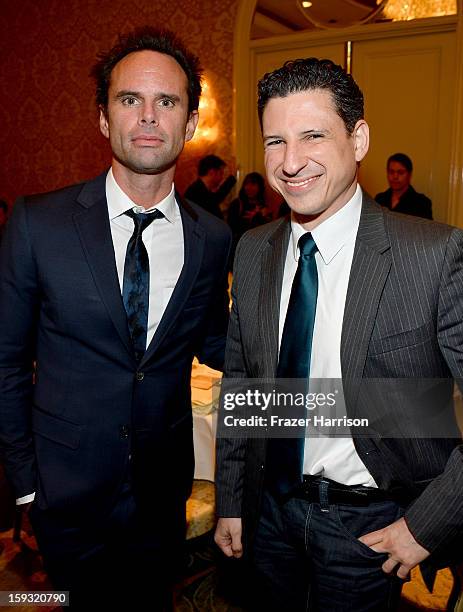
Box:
[383,0,456,20]
[302,1,312,8]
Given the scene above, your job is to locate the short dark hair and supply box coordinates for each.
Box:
[91,27,202,114]
[239,172,266,207]
[387,153,413,173]
[257,58,364,134]
[198,155,226,177]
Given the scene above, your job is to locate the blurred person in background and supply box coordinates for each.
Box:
[375,153,432,219]
[227,172,272,265]
[185,154,236,219]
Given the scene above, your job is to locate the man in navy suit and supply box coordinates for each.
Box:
[0,27,230,609]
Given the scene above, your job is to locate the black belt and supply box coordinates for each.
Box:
[290,476,401,506]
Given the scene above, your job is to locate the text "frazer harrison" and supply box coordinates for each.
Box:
[223,415,369,427]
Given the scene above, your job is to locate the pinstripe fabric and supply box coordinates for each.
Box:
[216,194,463,560]
[215,218,289,518]
[258,219,289,377]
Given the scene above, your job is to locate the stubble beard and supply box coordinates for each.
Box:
[115,146,179,176]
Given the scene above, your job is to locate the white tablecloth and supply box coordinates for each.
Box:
[193,411,217,481]
[191,360,221,482]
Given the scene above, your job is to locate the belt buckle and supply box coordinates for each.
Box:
[351,487,369,498]
[329,484,371,506]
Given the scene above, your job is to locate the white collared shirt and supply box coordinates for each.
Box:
[279,184,377,487]
[106,168,184,348]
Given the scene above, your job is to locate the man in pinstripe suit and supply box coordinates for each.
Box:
[214,58,463,611]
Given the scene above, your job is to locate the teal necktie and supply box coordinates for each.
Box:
[267,232,318,496]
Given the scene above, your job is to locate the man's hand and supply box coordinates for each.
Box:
[214,517,243,558]
[359,517,430,579]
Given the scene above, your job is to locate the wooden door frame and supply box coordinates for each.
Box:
[233,0,463,227]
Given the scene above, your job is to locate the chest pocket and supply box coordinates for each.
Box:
[368,321,434,356]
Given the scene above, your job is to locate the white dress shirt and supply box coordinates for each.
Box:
[16,169,184,505]
[279,184,377,487]
[106,169,184,347]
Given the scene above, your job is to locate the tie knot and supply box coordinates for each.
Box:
[298,232,317,258]
[124,208,164,235]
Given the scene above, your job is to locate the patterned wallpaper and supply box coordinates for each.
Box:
[0,0,240,207]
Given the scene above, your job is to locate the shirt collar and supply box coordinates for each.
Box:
[290,183,362,265]
[105,168,177,224]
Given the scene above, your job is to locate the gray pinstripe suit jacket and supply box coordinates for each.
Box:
[216,192,463,563]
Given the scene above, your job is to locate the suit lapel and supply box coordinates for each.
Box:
[258,217,291,377]
[253,197,390,380]
[72,179,205,365]
[141,194,205,365]
[341,194,391,381]
[73,172,135,361]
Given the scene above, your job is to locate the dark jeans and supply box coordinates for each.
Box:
[252,488,405,612]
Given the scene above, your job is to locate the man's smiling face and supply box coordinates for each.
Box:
[262,88,369,227]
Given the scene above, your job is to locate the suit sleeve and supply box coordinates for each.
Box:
[0,198,38,498]
[195,226,232,371]
[404,227,463,553]
[215,238,249,517]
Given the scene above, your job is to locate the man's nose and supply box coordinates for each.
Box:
[139,103,159,126]
[282,142,308,176]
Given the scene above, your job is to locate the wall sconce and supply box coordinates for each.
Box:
[191,78,219,144]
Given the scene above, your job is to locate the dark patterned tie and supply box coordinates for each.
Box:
[267,232,318,497]
[122,208,164,362]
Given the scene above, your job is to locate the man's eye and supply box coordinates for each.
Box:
[122,97,139,106]
[266,139,283,147]
[159,98,174,108]
[306,133,323,140]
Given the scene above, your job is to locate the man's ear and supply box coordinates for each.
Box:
[99,105,109,139]
[185,110,199,142]
[353,120,369,163]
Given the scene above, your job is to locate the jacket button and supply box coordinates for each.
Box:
[136,371,144,382]
[120,425,130,439]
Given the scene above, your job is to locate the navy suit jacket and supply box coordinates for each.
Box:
[0,171,231,520]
